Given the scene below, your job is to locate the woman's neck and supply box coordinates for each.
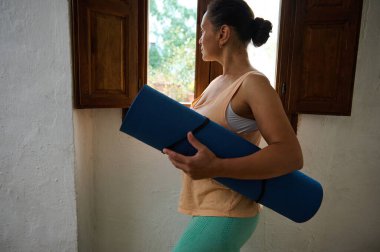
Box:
[218,46,254,76]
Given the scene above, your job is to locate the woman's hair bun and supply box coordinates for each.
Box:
[251,17,273,47]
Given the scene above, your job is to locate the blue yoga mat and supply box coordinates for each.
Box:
[120,85,323,223]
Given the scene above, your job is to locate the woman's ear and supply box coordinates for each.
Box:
[218,25,231,48]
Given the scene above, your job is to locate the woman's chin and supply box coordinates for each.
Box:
[202,55,211,62]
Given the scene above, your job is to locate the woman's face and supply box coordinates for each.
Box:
[199,12,220,61]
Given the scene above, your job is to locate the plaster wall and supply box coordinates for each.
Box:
[0,0,77,251]
[84,0,380,251]
[73,110,95,252]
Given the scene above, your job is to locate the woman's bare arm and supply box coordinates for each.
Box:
[216,74,303,180]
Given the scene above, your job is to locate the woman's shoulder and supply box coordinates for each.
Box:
[237,70,280,107]
[245,69,269,80]
[242,70,272,91]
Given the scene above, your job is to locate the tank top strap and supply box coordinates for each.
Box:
[224,70,258,106]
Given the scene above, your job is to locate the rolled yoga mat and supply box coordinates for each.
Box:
[120,85,323,223]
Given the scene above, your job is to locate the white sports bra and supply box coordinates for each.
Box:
[226,102,258,134]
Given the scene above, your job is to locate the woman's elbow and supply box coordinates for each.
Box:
[293,144,303,171]
[285,140,303,171]
[295,153,303,171]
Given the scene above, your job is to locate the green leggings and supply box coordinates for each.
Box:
[172,215,259,252]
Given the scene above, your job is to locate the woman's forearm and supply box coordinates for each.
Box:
[216,141,303,180]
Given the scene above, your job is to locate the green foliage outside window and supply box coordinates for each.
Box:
[148,0,197,103]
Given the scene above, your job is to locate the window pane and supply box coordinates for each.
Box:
[147,0,197,103]
[246,0,281,87]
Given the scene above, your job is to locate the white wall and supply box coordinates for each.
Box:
[0,0,77,251]
[92,109,187,252]
[73,110,95,252]
[78,0,380,251]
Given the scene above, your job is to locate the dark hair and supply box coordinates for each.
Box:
[207,0,272,47]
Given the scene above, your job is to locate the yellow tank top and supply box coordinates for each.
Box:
[178,71,262,217]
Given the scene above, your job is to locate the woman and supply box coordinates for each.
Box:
[163,0,303,251]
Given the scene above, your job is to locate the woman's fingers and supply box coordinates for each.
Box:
[187,132,205,151]
[163,134,220,179]
[163,148,187,164]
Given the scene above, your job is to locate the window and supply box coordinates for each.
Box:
[146,0,280,102]
[147,0,198,104]
[246,0,281,87]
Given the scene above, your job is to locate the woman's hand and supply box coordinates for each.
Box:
[163,132,221,180]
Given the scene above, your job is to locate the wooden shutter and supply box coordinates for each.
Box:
[72,0,147,108]
[277,0,363,118]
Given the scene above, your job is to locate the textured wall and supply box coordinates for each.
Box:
[91,109,188,252]
[81,0,380,251]
[0,0,77,251]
